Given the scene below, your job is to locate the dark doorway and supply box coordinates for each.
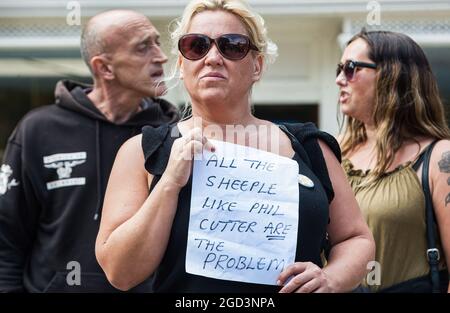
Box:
[424,47,450,124]
[252,104,318,125]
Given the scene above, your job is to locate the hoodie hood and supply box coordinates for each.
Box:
[54,79,179,126]
[53,79,180,221]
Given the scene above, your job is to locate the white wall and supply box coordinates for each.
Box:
[161,16,343,135]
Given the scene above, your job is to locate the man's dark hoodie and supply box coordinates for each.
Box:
[0,80,179,292]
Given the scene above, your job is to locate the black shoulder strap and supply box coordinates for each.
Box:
[418,140,441,293]
[141,123,176,176]
[412,145,430,171]
[279,122,342,204]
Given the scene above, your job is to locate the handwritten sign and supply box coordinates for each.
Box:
[186,139,299,285]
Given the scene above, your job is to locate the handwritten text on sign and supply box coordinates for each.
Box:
[186,140,299,285]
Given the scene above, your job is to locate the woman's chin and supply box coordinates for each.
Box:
[339,102,357,117]
[197,91,228,103]
[339,103,349,114]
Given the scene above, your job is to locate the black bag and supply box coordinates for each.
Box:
[380,270,448,293]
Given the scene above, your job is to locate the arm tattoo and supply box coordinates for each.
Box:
[438,151,450,173]
[438,151,450,206]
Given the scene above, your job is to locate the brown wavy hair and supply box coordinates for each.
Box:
[340,29,450,183]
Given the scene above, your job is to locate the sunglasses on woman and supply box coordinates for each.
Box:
[178,33,259,61]
[336,60,377,81]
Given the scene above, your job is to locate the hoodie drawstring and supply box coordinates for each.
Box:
[93,120,102,221]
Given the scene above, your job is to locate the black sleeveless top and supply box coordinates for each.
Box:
[141,123,340,293]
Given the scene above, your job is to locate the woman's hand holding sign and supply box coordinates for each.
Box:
[277,262,334,293]
[165,127,215,189]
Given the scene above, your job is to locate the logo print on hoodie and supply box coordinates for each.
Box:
[43,152,87,190]
[0,164,20,195]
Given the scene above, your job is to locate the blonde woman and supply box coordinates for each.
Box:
[96,0,374,292]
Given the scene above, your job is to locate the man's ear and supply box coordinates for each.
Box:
[91,56,114,80]
[252,54,263,82]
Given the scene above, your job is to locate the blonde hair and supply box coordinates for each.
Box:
[169,0,277,66]
[340,30,450,184]
[166,0,278,118]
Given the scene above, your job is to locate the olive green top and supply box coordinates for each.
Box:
[342,158,444,291]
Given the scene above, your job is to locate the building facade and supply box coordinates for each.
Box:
[1,0,450,156]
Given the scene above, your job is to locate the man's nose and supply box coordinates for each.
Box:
[153,45,168,64]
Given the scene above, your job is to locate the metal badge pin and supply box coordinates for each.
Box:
[297,174,314,188]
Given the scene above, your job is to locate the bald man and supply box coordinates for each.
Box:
[0,10,179,292]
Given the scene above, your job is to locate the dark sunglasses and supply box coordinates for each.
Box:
[178,33,259,61]
[336,60,377,81]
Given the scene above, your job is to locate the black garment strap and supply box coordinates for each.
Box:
[412,146,429,171]
[418,140,441,293]
[278,124,312,168]
[142,123,178,176]
[279,122,341,204]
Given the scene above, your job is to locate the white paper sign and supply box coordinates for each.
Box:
[186,139,299,285]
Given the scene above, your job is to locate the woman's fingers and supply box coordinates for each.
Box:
[183,127,203,143]
[313,286,329,293]
[278,262,329,293]
[294,277,321,293]
[277,262,307,286]
[165,128,215,188]
[181,128,215,159]
[202,136,216,153]
[279,269,316,293]
[181,140,203,160]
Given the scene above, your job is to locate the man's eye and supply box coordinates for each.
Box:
[137,44,148,51]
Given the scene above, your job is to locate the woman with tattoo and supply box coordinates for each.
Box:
[336,29,450,292]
